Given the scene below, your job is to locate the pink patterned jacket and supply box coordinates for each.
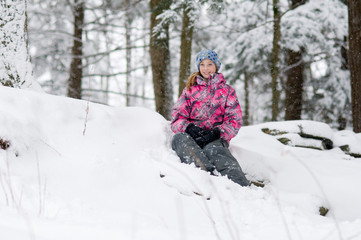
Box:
[171,73,242,143]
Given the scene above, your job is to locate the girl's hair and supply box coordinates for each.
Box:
[186,72,201,91]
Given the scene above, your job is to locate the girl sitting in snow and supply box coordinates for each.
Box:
[170,49,250,187]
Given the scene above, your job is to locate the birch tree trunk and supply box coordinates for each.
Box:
[348,0,361,132]
[67,0,84,99]
[0,0,34,88]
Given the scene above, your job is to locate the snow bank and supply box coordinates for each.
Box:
[1,86,361,240]
[232,122,361,221]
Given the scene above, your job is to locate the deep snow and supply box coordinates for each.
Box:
[1,86,361,240]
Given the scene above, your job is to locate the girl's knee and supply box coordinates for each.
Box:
[172,132,192,150]
[204,138,228,150]
[172,132,188,143]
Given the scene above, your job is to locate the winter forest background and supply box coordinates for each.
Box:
[2,1,361,239]
[1,0,361,132]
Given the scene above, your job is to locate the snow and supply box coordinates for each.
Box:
[258,120,334,140]
[1,86,361,240]
[333,130,361,156]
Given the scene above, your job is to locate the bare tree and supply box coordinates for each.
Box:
[67,0,85,99]
[149,0,173,119]
[347,0,361,132]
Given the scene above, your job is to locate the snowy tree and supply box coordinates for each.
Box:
[295,0,350,128]
[176,0,224,97]
[22,0,353,129]
[28,0,150,105]
[210,0,349,126]
[0,0,38,89]
[28,0,75,95]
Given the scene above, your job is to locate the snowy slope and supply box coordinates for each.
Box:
[1,86,361,240]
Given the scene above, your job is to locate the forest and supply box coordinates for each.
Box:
[1,0,361,132]
[2,1,361,239]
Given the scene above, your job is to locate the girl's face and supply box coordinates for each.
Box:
[199,59,217,80]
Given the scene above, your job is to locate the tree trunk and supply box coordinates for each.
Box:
[341,36,349,70]
[348,0,361,132]
[67,0,84,99]
[149,0,173,120]
[285,49,304,120]
[178,3,194,97]
[271,0,281,121]
[125,0,132,106]
[284,0,307,121]
[24,0,30,60]
[142,19,149,103]
[243,72,251,126]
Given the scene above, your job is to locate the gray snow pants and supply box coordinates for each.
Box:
[171,132,250,187]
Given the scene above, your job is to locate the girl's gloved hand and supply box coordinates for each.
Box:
[195,128,221,148]
[185,123,206,139]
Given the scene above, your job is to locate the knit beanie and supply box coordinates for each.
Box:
[196,49,221,71]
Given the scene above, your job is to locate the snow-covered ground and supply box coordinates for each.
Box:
[1,86,361,240]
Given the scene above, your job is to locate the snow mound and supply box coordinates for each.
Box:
[1,86,361,240]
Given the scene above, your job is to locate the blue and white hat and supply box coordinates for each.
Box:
[196,49,221,71]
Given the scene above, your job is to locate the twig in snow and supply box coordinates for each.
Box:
[5,151,17,210]
[83,99,90,136]
[0,160,9,206]
[83,66,93,136]
[37,156,42,216]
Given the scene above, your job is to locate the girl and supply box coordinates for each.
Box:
[171,49,250,187]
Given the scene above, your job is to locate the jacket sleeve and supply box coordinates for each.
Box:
[171,88,191,133]
[217,87,242,143]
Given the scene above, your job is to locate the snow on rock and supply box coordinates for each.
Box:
[232,122,361,222]
[333,130,361,157]
[256,120,361,155]
[276,133,326,150]
[259,120,334,141]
